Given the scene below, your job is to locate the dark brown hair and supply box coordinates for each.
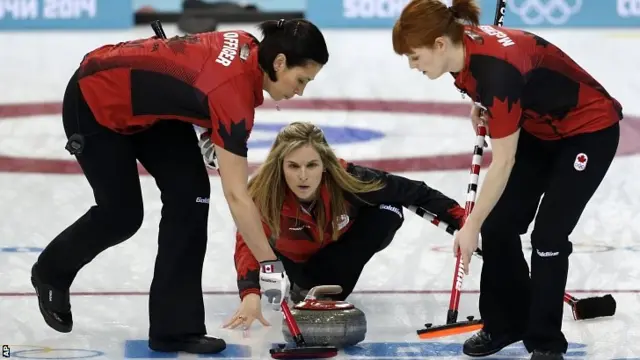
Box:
[392,0,481,55]
[257,19,329,82]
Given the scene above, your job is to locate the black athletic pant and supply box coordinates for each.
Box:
[35,69,211,340]
[479,123,619,353]
[278,204,405,300]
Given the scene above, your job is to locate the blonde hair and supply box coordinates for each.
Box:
[248,121,385,241]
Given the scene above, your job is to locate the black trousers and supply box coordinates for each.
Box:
[35,70,211,340]
[479,123,619,353]
[278,204,405,301]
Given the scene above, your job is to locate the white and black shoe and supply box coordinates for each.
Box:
[31,262,73,333]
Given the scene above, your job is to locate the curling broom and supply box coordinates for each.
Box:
[269,296,339,359]
[409,206,617,324]
[407,0,509,340]
[269,286,342,359]
[410,124,488,339]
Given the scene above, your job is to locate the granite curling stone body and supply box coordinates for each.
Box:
[281,285,367,348]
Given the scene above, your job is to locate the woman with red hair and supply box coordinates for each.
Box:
[392,1,622,359]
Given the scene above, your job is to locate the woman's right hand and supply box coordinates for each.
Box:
[222,293,271,330]
[470,104,489,146]
[470,104,486,134]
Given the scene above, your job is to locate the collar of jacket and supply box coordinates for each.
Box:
[281,181,332,223]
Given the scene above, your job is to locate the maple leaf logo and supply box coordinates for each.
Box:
[235,232,261,280]
[522,31,550,48]
[486,96,522,123]
[237,262,260,280]
[217,118,251,156]
[573,153,588,171]
[166,34,199,55]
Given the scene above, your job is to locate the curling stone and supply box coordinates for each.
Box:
[282,285,367,348]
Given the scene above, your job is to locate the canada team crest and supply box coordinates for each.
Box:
[336,214,350,230]
[574,153,588,171]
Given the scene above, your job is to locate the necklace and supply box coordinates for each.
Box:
[300,199,317,215]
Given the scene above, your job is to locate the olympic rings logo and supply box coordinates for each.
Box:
[508,0,583,25]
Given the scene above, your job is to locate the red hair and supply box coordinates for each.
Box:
[392,0,481,55]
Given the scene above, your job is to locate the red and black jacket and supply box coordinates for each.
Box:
[453,25,622,140]
[234,160,465,299]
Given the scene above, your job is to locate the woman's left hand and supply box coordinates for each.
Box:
[453,224,480,275]
[223,293,270,330]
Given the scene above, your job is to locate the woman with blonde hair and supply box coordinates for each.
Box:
[222,121,465,330]
[392,0,621,359]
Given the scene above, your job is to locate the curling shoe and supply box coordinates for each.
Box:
[463,329,523,357]
[530,350,564,360]
[149,335,226,354]
[31,262,73,333]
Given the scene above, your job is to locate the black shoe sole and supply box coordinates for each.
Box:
[463,339,522,357]
[31,269,73,333]
[148,338,227,354]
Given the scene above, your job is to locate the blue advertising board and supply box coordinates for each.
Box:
[3,0,639,33]
[307,0,640,29]
[0,0,133,29]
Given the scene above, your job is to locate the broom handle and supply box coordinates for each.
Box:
[280,299,307,347]
[407,205,581,306]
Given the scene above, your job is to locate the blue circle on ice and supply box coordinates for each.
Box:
[11,348,104,359]
[248,123,385,149]
[0,246,43,253]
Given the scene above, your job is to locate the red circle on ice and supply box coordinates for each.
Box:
[0,99,638,174]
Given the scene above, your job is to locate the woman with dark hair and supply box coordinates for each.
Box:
[30,19,329,355]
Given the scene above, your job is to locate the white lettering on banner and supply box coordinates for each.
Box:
[43,0,96,19]
[478,25,515,47]
[0,0,97,20]
[215,32,239,67]
[508,0,582,26]
[0,0,38,20]
[343,0,411,19]
[618,0,640,17]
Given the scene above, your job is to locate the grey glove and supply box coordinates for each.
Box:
[195,127,218,170]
